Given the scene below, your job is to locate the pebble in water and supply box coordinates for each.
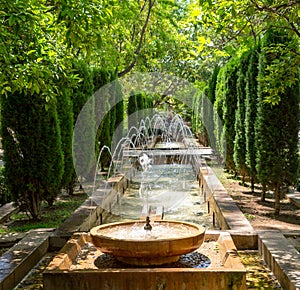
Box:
[94,252,211,269]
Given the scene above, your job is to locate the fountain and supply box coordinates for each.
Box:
[90,117,206,265]
[44,112,246,289]
[90,219,205,266]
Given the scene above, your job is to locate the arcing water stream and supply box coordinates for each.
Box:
[91,112,216,228]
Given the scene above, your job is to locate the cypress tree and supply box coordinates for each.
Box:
[206,66,219,150]
[134,92,144,127]
[222,59,239,172]
[208,66,220,104]
[93,69,114,172]
[144,94,153,112]
[199,87,210,146]
[191,92,201,134]
[112,79,124,144]
[245,46,260,192]
[57,87,74,194]
[72,60,95,183]
[112,97,124,148]
[255,28,299,215]
[214,66,226,158]
[1,93,63,219]
[127,92,139,130]
[72,61,95,120]
[97,99,112,171]
[234,51,251,184]
[40,101,64,207]
[92,69,125,172]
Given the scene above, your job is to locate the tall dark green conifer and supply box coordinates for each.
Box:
[136,92,145,125]
[222,59,239,172]
[127,92,139,130]
[112,80,124,142]
[57,87,74,194]
[40,102,64,206]
[234,52,250,183]
[191,92,201,134]
[72,61,95,182]
[255,28,299,215]
[245,46,260,192]
[93,69,116,171]
[214,66,226,158]
[208,66,220,104]
[199,87,210,146]
[1,93,63,219]
[112,98,124,147]
[207,66,219,149]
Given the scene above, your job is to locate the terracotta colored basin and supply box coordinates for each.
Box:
[90,220,205,266]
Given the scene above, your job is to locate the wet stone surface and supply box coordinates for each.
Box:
[15,252,57,289]
[94,251,211,269]
[238,250,282,289]
[70,240,221,270]
[14,245,283,289]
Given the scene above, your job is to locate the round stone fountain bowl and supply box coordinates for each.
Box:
[90,220,205,266]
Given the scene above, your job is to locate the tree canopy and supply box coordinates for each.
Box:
[0,0,299,217]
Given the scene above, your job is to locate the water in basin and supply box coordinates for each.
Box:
[95,221,200,240]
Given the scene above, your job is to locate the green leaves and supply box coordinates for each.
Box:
[189,0,300,102]
[0,1,79,105]
[258,40,300,105]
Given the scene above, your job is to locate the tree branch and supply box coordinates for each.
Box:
[118,0,155,77]
[250,0,299,13]
[282,15,300,39]
[250,0,300,38]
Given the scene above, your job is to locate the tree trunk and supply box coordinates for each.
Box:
[251,177,255,193]
[274,183,281,216]
[241,173,245,186]
[67,180,75,195]
[28,191,41,220]
[261,183,266,201]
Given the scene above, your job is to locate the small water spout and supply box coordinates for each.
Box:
[139,152,152,171]
[144,216,152,231]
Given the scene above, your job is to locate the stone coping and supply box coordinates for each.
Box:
[199,165,253,232]
[0,228,295,290]
[199,163,300,289]
[54,174,128,236]
[0,153,297,289]
[286,190,300,208]
[0,229,51,290]
[43,231,246,290]
[0,202,18,223]
[0,232,27,247]
[54,197,99,236]
[258,230,300,290]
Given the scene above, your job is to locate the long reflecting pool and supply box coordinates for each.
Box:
[103,163,214,229]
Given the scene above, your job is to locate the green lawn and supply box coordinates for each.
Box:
[0,193,87,234]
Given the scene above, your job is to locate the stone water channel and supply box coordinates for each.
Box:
[103,163,214,228]
[0,144,288,289]
[13,154,219,289]
[8,156,280,289]
[1,108,298,289]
